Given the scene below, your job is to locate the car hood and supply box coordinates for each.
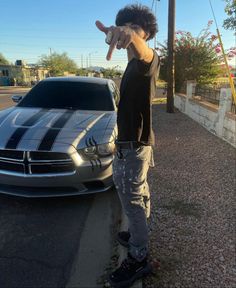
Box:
[0,107,117,151]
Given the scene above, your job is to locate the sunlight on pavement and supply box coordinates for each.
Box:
[152,98,167,104]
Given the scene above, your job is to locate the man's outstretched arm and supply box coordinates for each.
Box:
[95,20,154,64]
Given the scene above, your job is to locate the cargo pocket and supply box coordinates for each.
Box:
[134,146,151,162]
[112,150,130,190]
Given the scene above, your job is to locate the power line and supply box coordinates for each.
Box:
[0,42,107,49]
[0,35,165,39]
[0,34,103,40]
[209,0,219,30]
[1,27,106,34]
[151,0,161,49]
[208,0,236,103]
[0,51,128,60]
[151,0,155,11]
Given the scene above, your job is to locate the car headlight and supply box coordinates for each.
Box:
[79,143,115,160]
[84,146,96,155]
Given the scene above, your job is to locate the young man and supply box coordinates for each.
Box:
[96,4,159,288]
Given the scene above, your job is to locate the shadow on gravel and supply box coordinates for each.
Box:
[160,200,202,219]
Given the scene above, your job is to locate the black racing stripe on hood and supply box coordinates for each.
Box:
[38,110,75,151]
[5,109,47,149]
[80,113,111,147]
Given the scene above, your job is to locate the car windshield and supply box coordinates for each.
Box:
[18,80,114,111]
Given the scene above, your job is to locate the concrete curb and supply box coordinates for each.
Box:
[118,212,142,288]
[66,192,118,288]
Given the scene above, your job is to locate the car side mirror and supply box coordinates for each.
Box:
[12,95,23,103]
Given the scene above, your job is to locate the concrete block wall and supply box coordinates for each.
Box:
[223,113,236,146]
[174,82,236,147]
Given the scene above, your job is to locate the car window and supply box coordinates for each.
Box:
[18,80,115,111]
[114,84,120,106]
[109,83,120,107]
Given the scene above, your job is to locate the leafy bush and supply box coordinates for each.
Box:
[0,53,9,65]
[158,22,222,92]
[223,0,236,33]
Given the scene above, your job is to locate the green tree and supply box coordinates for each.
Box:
[101,67,122,78]
[158,22,221,92]
[38,52,78,76]
[76,68,89,76]
[0,53,9,65]
[223,0,236,32]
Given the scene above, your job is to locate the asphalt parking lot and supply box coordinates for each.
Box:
[0,190,121,287]
[0,87,30,109]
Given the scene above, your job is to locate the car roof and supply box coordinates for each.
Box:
[42,76,113,85]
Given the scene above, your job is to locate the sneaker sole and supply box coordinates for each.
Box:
[108,263,152,288]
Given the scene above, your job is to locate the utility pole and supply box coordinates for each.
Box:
[167,0,175,113]
[86,57,89,69]
[88,51,97,68]
[81,54,83,68]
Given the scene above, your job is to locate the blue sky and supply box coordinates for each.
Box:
[0,0,235,69]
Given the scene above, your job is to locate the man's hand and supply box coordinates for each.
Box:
[95,20,134,61]
[95,20,154,64]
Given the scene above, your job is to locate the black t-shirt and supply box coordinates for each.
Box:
[117,51,160,146]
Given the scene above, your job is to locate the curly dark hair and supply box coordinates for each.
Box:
[115,3,158,40]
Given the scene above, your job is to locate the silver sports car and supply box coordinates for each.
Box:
[0,77,119,197]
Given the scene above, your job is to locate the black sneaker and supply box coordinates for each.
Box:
[108,253,152,288]
[117,231,130,248]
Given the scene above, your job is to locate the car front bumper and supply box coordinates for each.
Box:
[0,153,114,198]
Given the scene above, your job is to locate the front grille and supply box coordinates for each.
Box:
[0,160,24,173]
[0,149,75,175]
[0,149,24,161]
[30,163,75,174]
[29,151,71,161]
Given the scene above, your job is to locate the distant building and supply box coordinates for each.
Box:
[87,71,104,78]
[0,60,48,86]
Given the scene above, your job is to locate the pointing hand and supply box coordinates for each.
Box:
[95,20,134,61]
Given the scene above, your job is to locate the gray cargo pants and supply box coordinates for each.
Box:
[112,145,154,262]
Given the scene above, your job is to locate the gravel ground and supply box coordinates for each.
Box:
[144,104,236,288]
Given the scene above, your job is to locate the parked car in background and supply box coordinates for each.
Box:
[0,77,120,197]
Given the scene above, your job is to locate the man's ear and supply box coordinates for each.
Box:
[139,29,150,41]
[144,32,150,41]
